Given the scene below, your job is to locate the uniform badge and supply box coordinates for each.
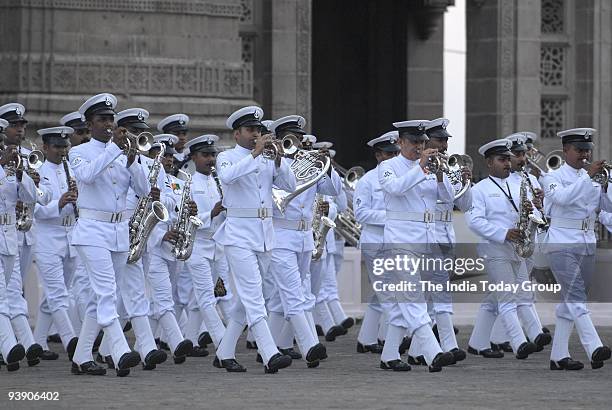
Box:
[179,119,185,125]
[15,107,21,115]
[104,96,112,106]
[548,183,557,191]
[356,198,362,206]
[220,161,230,168]
[253,110,261,120]
[71,157,82,166]
[383,170,392,178]
[297,117,305,128]
[137,111,144,121]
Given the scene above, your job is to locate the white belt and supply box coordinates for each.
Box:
[550,217,595,231]
[79,209,127,223]
[39,215,75,227]
[387,210,435,223]
[226,207,273,219]
[0,213,15,225]
[435,210,453,223]
[273,218,311,231]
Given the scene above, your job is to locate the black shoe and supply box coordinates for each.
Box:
[341,317,354,330]
[122,321,132,332]
[47,333,62,343]
[7,362,20,371]
[256,353,263,363]
[380,359,411,371]
[116,368,130,377]
[550,357,584,370]
[490,341,513,352]
[215,357,247,372]
[398,336,411,355]
[307,360,320,368]
[429,351,455,372]
[198,331,212,348]
[92,331,103,353]
[40,350,59,360]
[516,342,537,359]
[407,355,427,366]
[174,339,193,358]
[67,337,78,362]
[187,346,209,357]
[95,352,106,364]
[534,333,552,350]
[71,361,106,376]
[26,343,43,366]
[316,325,324,337]
[357,342,383,354]
[305,343,326,364]
[468,345,504,358]
[144,349,167,367]
[450,348,467,363]
[117,351,141,370]
[174,356,186,364]
[591,346,611,369]
[159,340,171,351]
[325,325,345,342]
[280,347,303,360]
[6,344,25,369]
[105,355,115,369]
[245,340,258,350]
[264,353,292,374]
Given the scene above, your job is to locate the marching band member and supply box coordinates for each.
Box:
[354,131,400,354]
[69,93,152,376]
[31,127,80,363]
[378,119,455,372]
[61,111,91,147]
[421,118,469,363]
[0,117,37,371]
[541,128,611,370]
[0,103,51,367]
[157,114,191,173]
[212,106,296,373]
[266,117,337,367]
[465,139,538,360]
[182,135,227,353]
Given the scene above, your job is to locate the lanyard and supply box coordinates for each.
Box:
[488,177,519,213]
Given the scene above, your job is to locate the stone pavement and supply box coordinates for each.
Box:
[1,325,611,410]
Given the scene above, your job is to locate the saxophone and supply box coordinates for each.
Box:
[127,145,170,264]
[171,170,203,261]
[513,172,546,258]
[312,194,336,261]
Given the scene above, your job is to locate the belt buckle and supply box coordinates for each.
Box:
[298,220,306,231]
[424,211,434,223]
[111,212,122,223]
[444,210,452,222]
[1,214,6,224]
[582,219,590,231]
[258,208,267,220]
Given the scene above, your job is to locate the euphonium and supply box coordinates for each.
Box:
[312,194,336,261]
[172,170,203,261]
[513,172,546,258]
[127,143,170,264]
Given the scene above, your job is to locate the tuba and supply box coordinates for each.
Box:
[513,172,546,258]
[171,170,203,261]
[312,194,336,261]
[16,142,46,232]
[127,143,170,264]
[272,135,332,213]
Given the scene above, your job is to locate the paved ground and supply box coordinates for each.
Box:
[1,324,611,409]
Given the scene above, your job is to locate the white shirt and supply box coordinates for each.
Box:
[0,167,38,255]
[69,139,149,252]
[191,171,224,260]
[148,173,183,260]
[33,160,77,257]
[541,163,612,254]
[213,145,296,252]
[378,154,453,252]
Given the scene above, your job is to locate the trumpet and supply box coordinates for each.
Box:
[261,134,301,160]
[331,159,365,195]
[110,128,153,155]
[583,159,612,185]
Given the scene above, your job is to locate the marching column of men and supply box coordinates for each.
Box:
[1,92,610,375]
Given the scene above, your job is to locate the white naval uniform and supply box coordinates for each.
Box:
[266,166,341,358]
[0,167,38,361]
[213,144,296,363]
[69,139,149,366]
[354,166,387,346]
[465,175,532,353]
[377,154,450,364]
[541,163,612,361]
[31,160,78,353]
[185,171,226,348]
[490,171,545,345]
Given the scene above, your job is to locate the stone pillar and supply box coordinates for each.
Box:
[466,0,540,178]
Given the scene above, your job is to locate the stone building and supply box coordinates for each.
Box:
[1,0,610,174]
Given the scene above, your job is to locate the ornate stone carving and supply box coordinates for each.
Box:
[540,45,566,87]
[4,0,242,17]
[540,98,565,139]
[239,0,253,23]
[541,0,564,34]
[240,34,254,63]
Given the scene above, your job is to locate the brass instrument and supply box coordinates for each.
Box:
[584,159,612,185]
[16,142,46,232]
[110,128,153,155]
[172,169,203,261]
[261,134,301,160]
[312,194,336,261]
[332,159,365,195]
[61,155,79,219]
[127,144,170,264]
[526,150,564,175]
[442,154,473,200]
[514,172,546,258]
[330,159,363,245]
[0,145,21,177]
